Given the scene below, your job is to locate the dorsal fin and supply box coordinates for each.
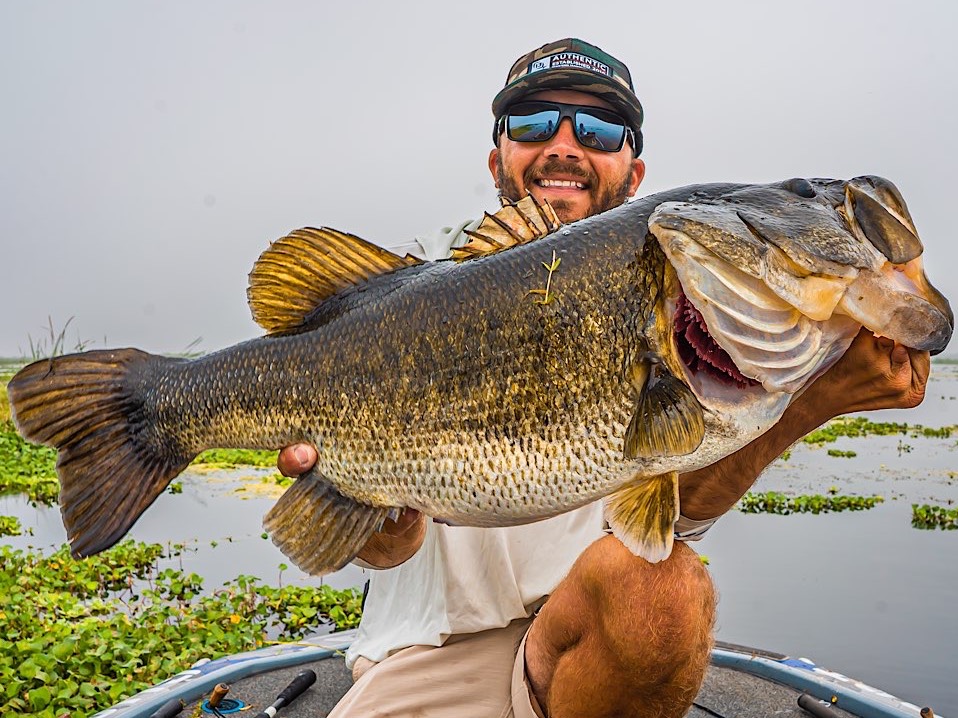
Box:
[451,194,562,261]
[248,227,421,334]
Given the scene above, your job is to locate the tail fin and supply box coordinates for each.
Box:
[8,349,194,557]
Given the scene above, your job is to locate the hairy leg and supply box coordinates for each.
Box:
[525,536,716,718]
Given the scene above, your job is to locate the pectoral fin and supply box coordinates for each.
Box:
[264,469,390,576]
[624,358,704,460]
[604,472,679,563]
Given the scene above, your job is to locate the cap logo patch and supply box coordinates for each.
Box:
[529,52,611,78]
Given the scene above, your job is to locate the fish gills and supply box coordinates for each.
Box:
[7,349,193,557]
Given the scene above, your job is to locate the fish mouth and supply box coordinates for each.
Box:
[650,175,953,398]
[672,290,760,390]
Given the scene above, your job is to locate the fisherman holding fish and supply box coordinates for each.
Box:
[276,39,933,718]
[8,38,943,718]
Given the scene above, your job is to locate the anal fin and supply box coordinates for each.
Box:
[604,472,679,563]
[264,469,390,576]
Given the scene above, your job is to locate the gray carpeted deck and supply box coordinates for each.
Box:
[180,654,859,718]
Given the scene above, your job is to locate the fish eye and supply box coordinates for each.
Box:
[783,178,817,198]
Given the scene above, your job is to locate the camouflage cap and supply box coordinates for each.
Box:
[491,38,644,154]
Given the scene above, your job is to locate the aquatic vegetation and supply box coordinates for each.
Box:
[0,515,22,537]
[803,417,910,444]
[802,416,955,445]
[0,540,362,716]
[826,449,857,458]
[911,504,958,530]
[0,420,59,506]
[192,448,279,468]
[0,383,9,423]
[917,426,953,438]
[738,490,884,515]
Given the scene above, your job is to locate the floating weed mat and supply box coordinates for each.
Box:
[911,504,958,530]
[0,515,22,537]
[826,449,857,458]
[0,420,59,506]
[0,539,362,717]
[192,448,279,469]
[739,489,884,515]
[802,416,954,444]
[0,382,10,423]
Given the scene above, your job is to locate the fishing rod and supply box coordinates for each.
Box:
[249,669,317,718]
[146,669,315,718]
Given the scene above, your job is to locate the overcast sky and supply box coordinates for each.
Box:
[1,1,955,358]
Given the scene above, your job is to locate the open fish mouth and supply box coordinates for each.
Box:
[673,290,760,389]
[651,176,953,397]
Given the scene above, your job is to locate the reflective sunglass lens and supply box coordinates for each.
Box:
[507,109,560,142]
[503,102,629,152]
[574,111,626,151]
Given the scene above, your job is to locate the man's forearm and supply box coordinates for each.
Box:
[678,399,822,521]
[677,333,931,522]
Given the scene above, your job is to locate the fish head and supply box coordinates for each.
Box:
[645,176,952,416]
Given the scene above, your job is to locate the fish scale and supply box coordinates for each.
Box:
[7,177,952,574]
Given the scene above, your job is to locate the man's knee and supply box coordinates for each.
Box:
[583,536,715,663]
[527,536,716,715]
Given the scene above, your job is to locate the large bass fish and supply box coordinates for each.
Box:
[8,176,952,574]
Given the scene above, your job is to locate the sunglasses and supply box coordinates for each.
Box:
[497,101,634,153]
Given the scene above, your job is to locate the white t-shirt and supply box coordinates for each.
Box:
[346,504,608,665]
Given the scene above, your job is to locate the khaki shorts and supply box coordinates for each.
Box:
[329,617,546,718]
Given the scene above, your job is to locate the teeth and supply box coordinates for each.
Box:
[538,179,586,189]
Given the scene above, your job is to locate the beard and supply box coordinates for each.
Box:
[496,155,633,222]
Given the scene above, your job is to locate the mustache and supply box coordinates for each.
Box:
[526,159,595,186]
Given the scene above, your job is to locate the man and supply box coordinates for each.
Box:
[278,40,930,717]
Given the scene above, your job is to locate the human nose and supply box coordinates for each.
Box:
[543,117,582,160]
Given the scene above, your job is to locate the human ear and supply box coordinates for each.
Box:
[488,148,500,189]
[628,157,646,197]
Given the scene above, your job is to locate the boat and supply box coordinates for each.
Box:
[93,629,938,718]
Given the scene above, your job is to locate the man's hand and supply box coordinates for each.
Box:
[678,329,931,520]
[794,330,930,422]
[276,443,427,569]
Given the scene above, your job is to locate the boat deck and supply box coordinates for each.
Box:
[98,633,929,718]
[175,655,859,718]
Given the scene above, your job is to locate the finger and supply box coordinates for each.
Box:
[889,343,910,368]
[379,509,424,538]
[874,334,895,352]
[392,509,423,533]
[276,444,318,477]
[907,348,931,384]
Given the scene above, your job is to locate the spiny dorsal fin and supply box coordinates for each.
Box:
[248,227,422,334]
[451,194,562,262]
